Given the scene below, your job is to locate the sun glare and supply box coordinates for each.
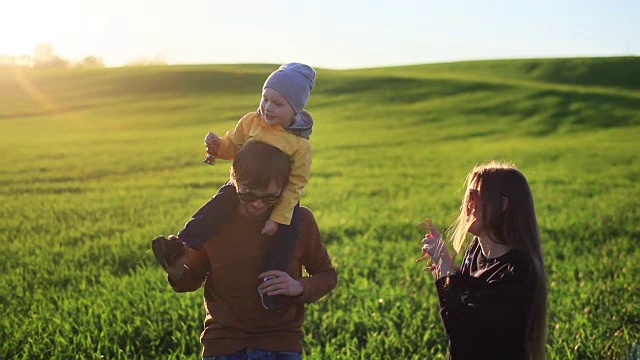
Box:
[0,1,88,62]
[10,67,58,111]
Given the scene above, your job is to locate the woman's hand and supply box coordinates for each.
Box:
[416,218,455,278]
[258,270,304,297]
[419,218,445,260]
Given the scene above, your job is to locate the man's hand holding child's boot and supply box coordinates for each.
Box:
[152,235,189,280]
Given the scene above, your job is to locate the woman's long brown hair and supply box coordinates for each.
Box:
[448,161,548,360]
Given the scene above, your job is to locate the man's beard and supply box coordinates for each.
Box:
[241,202,272,221]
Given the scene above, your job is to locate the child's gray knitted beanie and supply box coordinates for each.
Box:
[263,63,316,115]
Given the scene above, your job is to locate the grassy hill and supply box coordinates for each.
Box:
[1,57,639,359]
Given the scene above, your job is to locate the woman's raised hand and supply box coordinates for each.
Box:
[416,218,454,276]
[419,218,444,258]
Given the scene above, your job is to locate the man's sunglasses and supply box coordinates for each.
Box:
[237,192,281,204]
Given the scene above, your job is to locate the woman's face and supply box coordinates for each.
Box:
[466,186,484,237]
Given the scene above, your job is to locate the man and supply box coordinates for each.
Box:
[154,141,337,359]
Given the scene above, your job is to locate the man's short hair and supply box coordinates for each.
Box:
[230,141,292,190]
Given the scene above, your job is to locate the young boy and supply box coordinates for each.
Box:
[153,63,315,310]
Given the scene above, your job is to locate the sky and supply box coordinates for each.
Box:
[1,0,638,69]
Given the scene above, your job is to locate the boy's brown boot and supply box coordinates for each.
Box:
[151,235,186,270]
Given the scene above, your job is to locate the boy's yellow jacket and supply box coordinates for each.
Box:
[216,112,311,225]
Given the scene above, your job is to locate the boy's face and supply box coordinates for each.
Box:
[260,88,295,128]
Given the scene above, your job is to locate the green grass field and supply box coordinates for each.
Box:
[1,57,639,359]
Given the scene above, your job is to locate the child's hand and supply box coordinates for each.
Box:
[204,131,220,153]
[261,219,280,236]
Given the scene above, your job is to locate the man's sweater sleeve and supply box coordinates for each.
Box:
[295,208,337,303]
[168,248,210,292]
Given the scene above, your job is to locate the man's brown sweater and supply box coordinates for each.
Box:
[170,206,337,357]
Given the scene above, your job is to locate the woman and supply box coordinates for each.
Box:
[417,161,547,360]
